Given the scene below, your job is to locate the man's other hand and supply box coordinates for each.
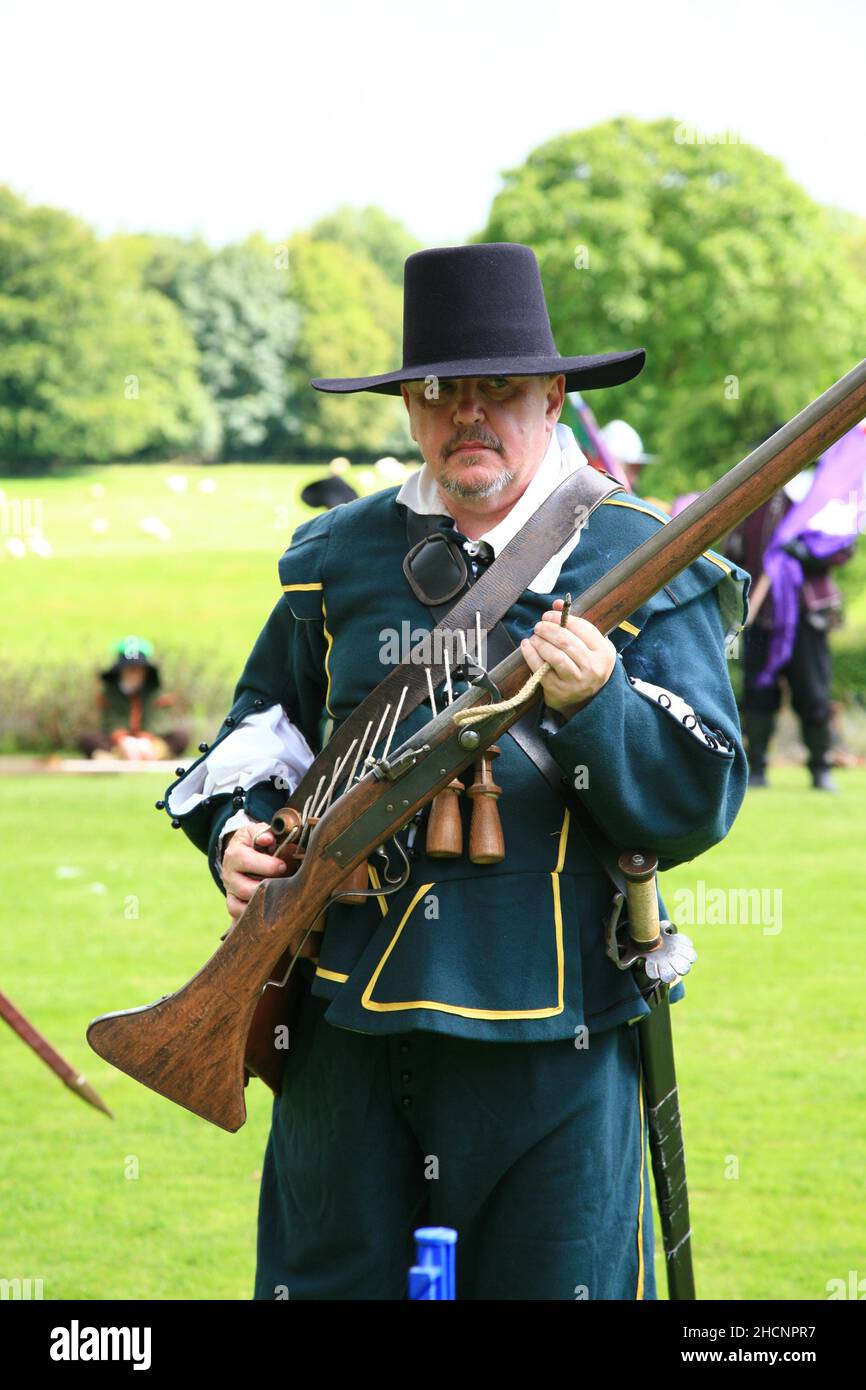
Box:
[221,820,287,922]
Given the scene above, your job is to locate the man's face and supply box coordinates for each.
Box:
[401,374,565,503]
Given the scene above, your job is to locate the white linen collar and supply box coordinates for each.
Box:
[395,422,590,594]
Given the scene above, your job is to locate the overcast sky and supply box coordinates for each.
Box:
[3,0,864,248]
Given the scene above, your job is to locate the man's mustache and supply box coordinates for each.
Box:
[442,435,502,459]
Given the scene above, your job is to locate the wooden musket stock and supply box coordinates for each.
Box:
[87,356,866,1131]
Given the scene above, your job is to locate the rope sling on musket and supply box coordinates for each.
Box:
[453,593,573,725]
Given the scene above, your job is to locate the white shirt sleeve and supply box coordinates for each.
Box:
[166,704,315,817]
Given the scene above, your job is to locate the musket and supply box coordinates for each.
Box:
[88,355,866,1134]
[1,990,112,1117]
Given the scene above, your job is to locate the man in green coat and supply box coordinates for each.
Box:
[164,244,748,1299]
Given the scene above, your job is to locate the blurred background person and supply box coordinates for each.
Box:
[76,636,188,762]
[598,418,670,512]
[300,457,359,510]
[725,424,866,791]
[599,418,657,490]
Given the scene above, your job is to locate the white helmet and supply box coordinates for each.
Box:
[599,419,656,465]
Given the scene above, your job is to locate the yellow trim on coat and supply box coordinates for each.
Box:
[322,598,335,718]
[554,806,570,872]
[315,965,350,983]
[601,497,733,575]
[618,620,641,637]
[602,497,666,522]
[281,581,324,592]
[698,550,732,575]
[367,863,389,917]
[360,807,571,1019]
[603,497,668,523]
[636,1071,647,1299]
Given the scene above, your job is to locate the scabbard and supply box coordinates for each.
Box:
[637,990,695,1301]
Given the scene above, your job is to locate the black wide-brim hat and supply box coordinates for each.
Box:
[310,242,645,396]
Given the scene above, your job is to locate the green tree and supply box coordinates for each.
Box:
[112,230,212,299]
[0,187,219,465]
[123,232,302,457]
[308,205,421,286]
[481,117,866,494]
[829,206,866,283]
[285,233,409,456]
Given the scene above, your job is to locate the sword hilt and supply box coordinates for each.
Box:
[609,850,697,989]
[618,850,662,948]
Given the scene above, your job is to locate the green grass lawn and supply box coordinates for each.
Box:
[0,460,417,754]
[1,458,864,1299]
[2,459,863,707]
[0,461,398,673]
[1,766,863,1300]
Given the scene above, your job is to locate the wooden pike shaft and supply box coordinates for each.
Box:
[1,991,113,1117]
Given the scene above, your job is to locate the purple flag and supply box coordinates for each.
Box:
[756,423,866,685]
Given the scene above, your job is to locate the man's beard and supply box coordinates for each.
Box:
[438,455,515,500]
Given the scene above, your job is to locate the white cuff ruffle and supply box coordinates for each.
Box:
[166,704,315,817]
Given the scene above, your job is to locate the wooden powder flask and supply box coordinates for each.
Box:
[467,743,505,865]
[423,646,464,858]
[425,778,464,858]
